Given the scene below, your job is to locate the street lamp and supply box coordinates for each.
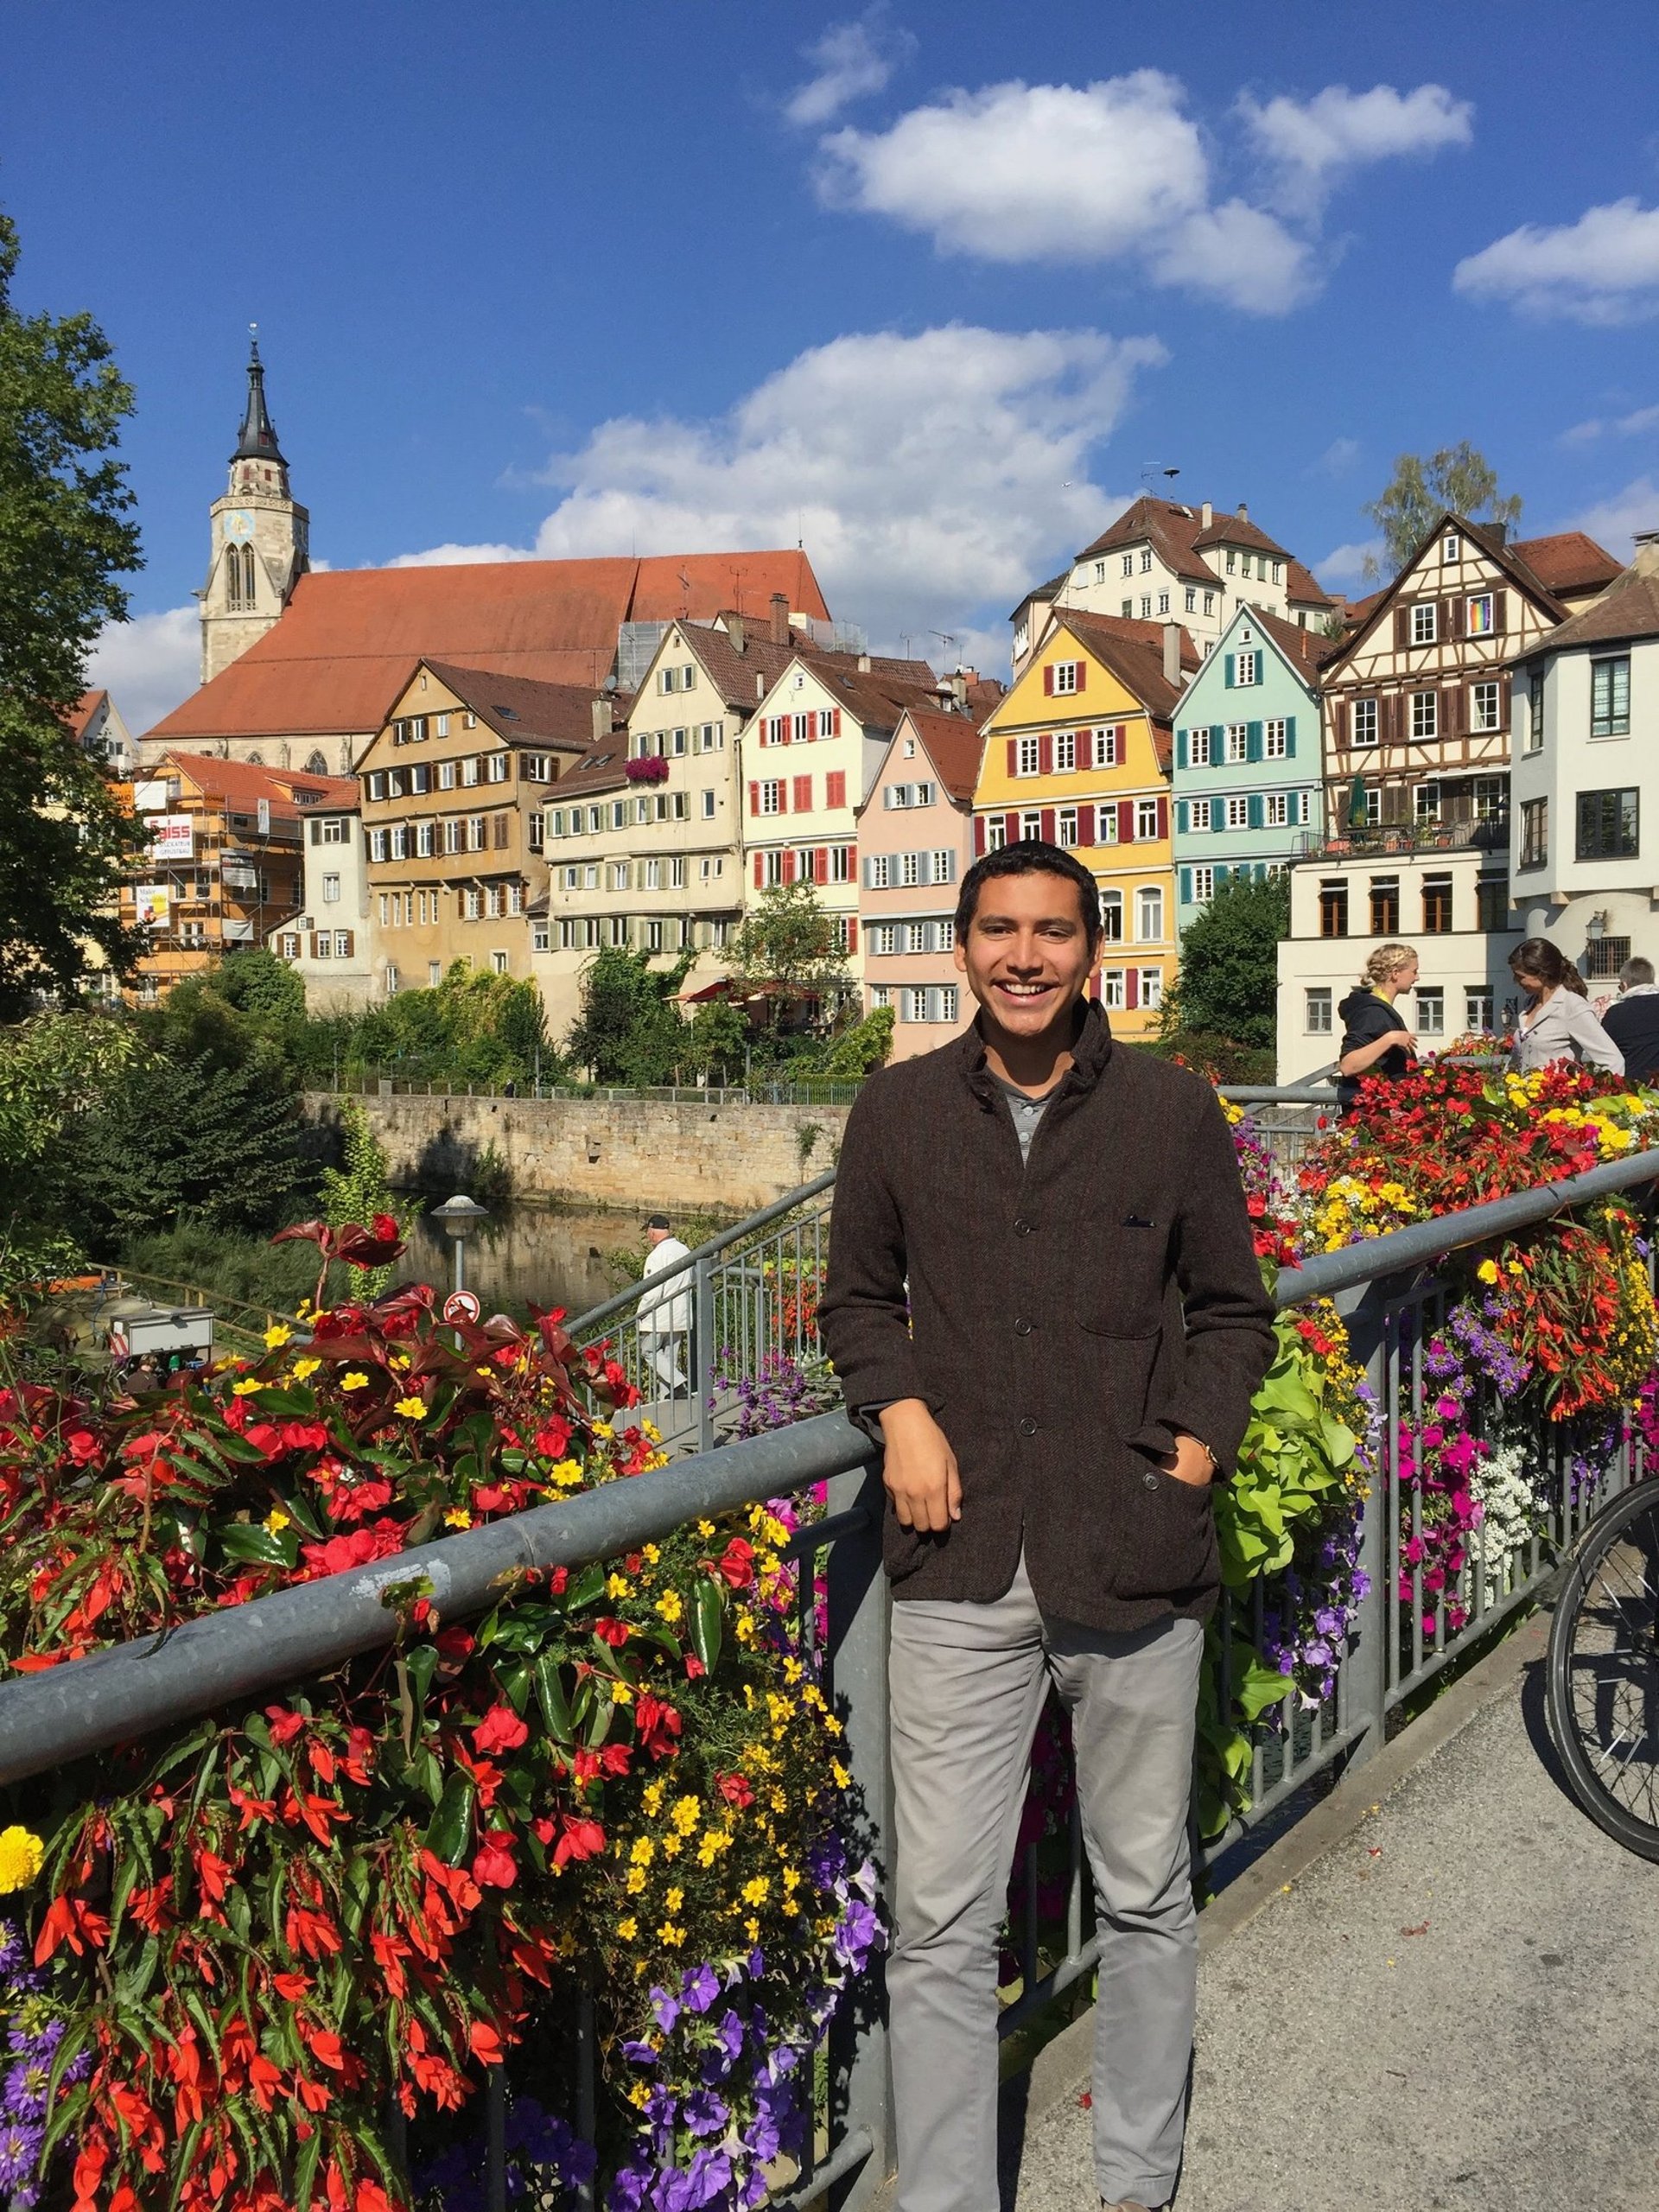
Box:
[1586,911,1608,944]
[430,1194,489,1297]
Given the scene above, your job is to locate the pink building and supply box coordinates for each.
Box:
[856,705,985,1060]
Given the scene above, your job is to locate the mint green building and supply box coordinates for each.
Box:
[1173,604,1335,935]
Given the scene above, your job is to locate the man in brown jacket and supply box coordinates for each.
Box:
[818,841,1274,2212]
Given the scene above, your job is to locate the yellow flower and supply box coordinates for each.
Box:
[606,1573,630,1600]
[291,1357,321,1381]
[340,1371,370,1392]
[661,1832,682,1858]
[625,1868,646,1895]
[642,1543,661,1565]
[630,1838,655,1867]
[658,1923,685,1948]
[642,1780,666,1817]
[696,1519,715,1538]
[394,1395,429,1420]
[0,1826,44,1895]
[655,1591,684,1625]
[832,1761,851,1790]
[592,1421,613,1440]
[264,1323,293,1349]
[665,1887,683,1914]
[389,1351,411,1370]
[616,1916,638,1942]
[671,1796,700,1835]
[264,1508,291,1535]
[744,1916,760,1942]
[1477,1260,1499,1285]
[550,1459,585,1491]
[610,1682,632,1707]
[741,1876,770,1906]
[629,2082,651,2109]
[231,1378,264,1398]
[444,1508,473,1529]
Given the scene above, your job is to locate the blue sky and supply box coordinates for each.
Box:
[7,1,1659,729]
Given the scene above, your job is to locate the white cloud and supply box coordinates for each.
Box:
[387,539,530,567]
[397,324,1165,664]
[1318,538,1384,585]
[1240,83,1472,213]
[1562,402,1659,447]
[1147,199,1315,314]
[86,603,200,737]
[1563,476,1659,559]
[1316,436,1361,477]
[1454,198,1659,322]
[785,10,914,128]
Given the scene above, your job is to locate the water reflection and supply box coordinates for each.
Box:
[391,1201,738,1325]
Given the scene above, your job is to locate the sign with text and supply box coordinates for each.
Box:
[149,814,194,861]
[134,884,170,930]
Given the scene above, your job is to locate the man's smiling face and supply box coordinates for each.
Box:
[954,868,1098,1042]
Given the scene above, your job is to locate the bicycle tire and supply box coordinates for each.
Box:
[1546,1475,1659,1862]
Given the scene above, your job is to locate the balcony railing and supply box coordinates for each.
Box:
[1295,814,1510,861]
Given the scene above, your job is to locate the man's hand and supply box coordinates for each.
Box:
[879,1399,962,1531]
[1159,1432,1216,1489]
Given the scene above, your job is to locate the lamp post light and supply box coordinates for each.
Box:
[431,1194,489,1298]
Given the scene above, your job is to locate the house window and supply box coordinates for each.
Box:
[1520,799,1548,870]
[1226,724,1249,764]
[1592,656,1631,738]
[1468,594,1494,636]
[1526,670,1545,752]
[439,760,456,791]
[463,887,481,919]
[1576,787,1639,861]
[1415,987,1446,1035]
[1158,591,1170,615]
[1264,793,1289,828]
[1225,550,1237,575]
[645,919,664,952]
[1411,602,1438,645]
[701,788,716,819]
[1411,691,1440,741]
[1122,600,1134,618]
[1442,532,1461,563]
[1140,549,1153,573]
[1422,874,1454,932]
[1016,735,1041,776]
[322,817,347,844]
[1140,595,1153,620]
[985,818,1007,852]
[1235,652,1259,688]
[1475,776,1505,820]
[1465,987,1494,1033]
[931,849,954,881]
[867,855,891,888]
[1099,891,1123,942]
[938,919,956,950]
[1053,731,1076,772]
[491,950,510,976]
[1096,804,1119,844]
[760,780,783,815]
[1351,697,1379,747]
[1415,783,1441,823]
[1191,865,1214,902]
[1122,554,1134,577]
[1306,988,1332,1034]
[1020,812,1041,842]
[1102,969,1126,1009]
[1091,728,1120,768]
[1471,680,1502,733]
[1204,593,1214,615]
[1225,796,1249,830]
[1585,933,1632,982]
[1052,661,1079,695]
[366,772,386,802]
[1139,968,1163,1010]
[870,985,892,1011]
[461,757,480,786]
[609,916,631,946]
[368,828,388,862]
[522,753,552,782]
[1094,560,1105,583]
[1476,877,1510,931]
[1187,728,1211,766]
[831,845,853,883]
[532,922,550,953]
[321,871,340,902]
[901,850,924,886]
[1264,719,1288,758]
[1136,799,1160,840]
[1185,587,1196,613]
[1135,886,1163,942]
[1319,879,1349,937]
[1370,876,1400,935]
[1058,805,1079,848]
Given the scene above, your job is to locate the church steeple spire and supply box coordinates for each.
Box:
[232,326,284,465]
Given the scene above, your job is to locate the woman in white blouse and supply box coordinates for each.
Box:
[1509,938,1624,1076]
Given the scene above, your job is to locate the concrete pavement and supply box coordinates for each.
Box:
[1009,1625,1659,2212]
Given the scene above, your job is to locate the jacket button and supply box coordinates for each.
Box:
[1014,1318,1033,1336]
[1014,1217,1034,1236]
[1018,1417,1038,1437]
[1142,1470,1160,1491]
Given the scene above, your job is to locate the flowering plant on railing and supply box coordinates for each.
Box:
[0,1235,868,2212]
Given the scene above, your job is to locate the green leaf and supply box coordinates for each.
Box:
[691,1577,724,1673]
[535,1652,574,1742]
[294,2120,325,2212]
[423,1770,477,1866]
[567,1562,606,1612]
[219,1522,298,1569]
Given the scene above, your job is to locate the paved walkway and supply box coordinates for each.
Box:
[1011,1634,1659,2212]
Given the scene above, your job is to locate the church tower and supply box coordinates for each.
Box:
[199,331,310,684]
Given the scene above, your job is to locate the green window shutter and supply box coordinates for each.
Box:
[1179,868,1192,904]
[1176,798,1189,834]
[1211,723,1225,755]
[1224,654,1235,688]
[1176,727,1187,769]
[1247,720,1263,762]
[1215,864,1230,889]
[1248,793,1264,830]
[1284,715,1297,758]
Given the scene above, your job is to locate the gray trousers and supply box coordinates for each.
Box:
[887,1553,1205,2212]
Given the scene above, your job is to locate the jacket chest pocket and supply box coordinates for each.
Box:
[1075,1217,1169,1334]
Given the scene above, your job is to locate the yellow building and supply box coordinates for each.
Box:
[973,611,1196,1039]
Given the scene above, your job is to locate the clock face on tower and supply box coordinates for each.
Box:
[224,510,255,542]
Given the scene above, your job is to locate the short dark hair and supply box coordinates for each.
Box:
[955,840,1102,944]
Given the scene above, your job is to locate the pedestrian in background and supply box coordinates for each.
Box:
[1336,943,1420,1117]
[1509,939,1624,1076]
[1599,957,1659,1084]
[637,1213,692,1397]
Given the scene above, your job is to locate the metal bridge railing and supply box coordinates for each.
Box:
[3,1140,1648,2212]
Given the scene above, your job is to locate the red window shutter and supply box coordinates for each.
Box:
[1118,799,1134,843]
[814,847,828,884]
[847,917,858,951]
[793,774,812,812]
[1156,795,1168,840]
[1125,967,1139,1009]
[1006,738,1019,776]
[779,716,791,744]
[748,779,760,816]
[827,770,846,808]
[1043,665,1055,696]
[1395,607,1411,651]
[1039,808,1056,842]
[832,708,842,735]
[1039,733,1053,775]
[1078,803,1096,845]
[753,851,764,887]
[1003,811,1019,846]
[782,849,797,884]
[975,816,987,855]
[777,783,789,813]
[1075,662,1086,693]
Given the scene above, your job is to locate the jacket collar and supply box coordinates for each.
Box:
[954,997,1116,1103]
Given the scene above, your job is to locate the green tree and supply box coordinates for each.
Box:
[810,1003,895,1076]
[1160,874,1290,1051]
[0,1009,148,1281]
[0,208,144,1014]
[726,880,852,1001]
[564,946,694,1084]
[687,996,749,1084]
[213,947,308,1021]
[1362,443,1523,577]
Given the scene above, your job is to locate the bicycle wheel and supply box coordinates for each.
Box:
[1546,1476,1659,1861]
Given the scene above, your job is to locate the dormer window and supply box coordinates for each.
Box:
[1442,532,1461,563]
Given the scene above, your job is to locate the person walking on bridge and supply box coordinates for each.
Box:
[819,839,1275,2212]
[637,1213,692,1398]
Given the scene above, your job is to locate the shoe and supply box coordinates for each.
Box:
[1102,2201,1163,2211]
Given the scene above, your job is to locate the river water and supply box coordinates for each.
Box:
[390,1200,739,1325]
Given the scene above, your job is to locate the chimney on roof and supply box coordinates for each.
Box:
[1162,622,1182,690]
[728,612,746,654]
[1486,521,1509,548]
[769,592,790,646]
[1236,502,1249,523]
[857,652,871,673]
[1200,501,1212,530]
[755,671,766,699]
[950,671,971,709]
[1633,531,1659,578]
[591,696,610,745]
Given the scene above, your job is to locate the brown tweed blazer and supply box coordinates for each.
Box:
[817,1003,1275,1631]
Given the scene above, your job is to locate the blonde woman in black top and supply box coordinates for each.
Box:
[1337,942,1419,1116]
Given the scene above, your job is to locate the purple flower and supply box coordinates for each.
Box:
[650,1986,681,2035]
[0,1923,22,1979]
[611,2161,652,2212]
[680,1963,720,2016]
[621,2039,659,2066]
[0,2118,43,2195]
[833,1897,880,1972]
[682,2089,729,2139]
[3,2056,50,2121]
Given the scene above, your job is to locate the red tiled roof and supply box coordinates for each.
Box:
[1248,606,1344,671]
[67,690,107,741]
[1048,610,1200,770]
[1542,557,1659,650]
[416,663,622,750]
[1510,531,1622,601]
[542,747,631,804]
[893,706,984,804]
[152,750,358,822]
[144,550,830,743]
[1284,556,1335,609]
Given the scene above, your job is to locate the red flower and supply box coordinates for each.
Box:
[716,1771,754,1808]
[716,1538,755,1589]
[594,1618,631,1648]
[265,1706,307,1744]
[553,1815,606,1868]
[471,1830,518,1888]
[633,1692,683,1760]
[472,1705,529,1757]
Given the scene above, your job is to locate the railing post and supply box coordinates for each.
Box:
[694,1255,716,1456]
[823,1463,893,2212]
[1338,1278,1389,1765]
